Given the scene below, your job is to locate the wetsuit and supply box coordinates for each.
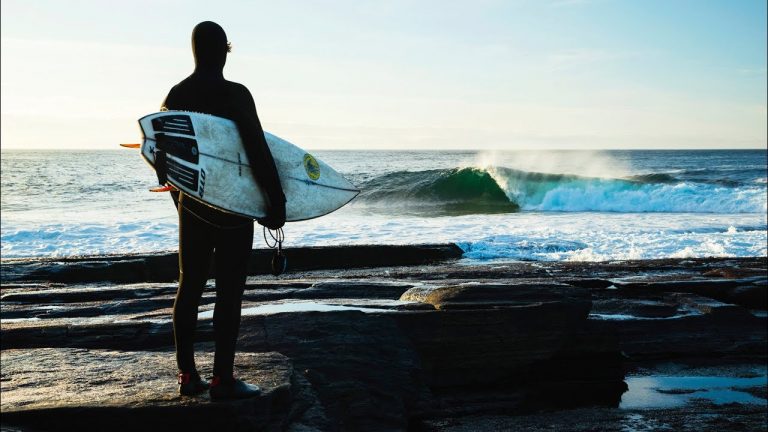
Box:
[162,21,286,381]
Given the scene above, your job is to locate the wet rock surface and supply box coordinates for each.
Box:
[1,348,298,431]
[1,252,766,431]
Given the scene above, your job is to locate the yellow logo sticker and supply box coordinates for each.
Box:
[303,153,320,181]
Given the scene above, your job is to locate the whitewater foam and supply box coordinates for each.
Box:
[490,167,765,213]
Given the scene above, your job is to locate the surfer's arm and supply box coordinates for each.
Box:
[233,85,286,229]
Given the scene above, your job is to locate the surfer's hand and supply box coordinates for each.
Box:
[258,215,285,230]
[258,203,286,230]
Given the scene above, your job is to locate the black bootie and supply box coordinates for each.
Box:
[178,372,210,396]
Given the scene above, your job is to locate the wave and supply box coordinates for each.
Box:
[358,167,766,214]
[357,168,519,214]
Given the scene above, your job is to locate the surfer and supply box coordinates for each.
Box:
[161,21,286,399]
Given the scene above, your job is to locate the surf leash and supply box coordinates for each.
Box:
[263,227,287,276]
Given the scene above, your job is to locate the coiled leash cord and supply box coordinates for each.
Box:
[263,227,287,276]
[178,197,288,276]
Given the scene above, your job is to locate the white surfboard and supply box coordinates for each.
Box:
[136,111,359,221]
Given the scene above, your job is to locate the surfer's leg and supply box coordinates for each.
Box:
[173,206,214,377]
[211,222,254,380]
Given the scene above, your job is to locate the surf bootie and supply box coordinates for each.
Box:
[209,376,261,400]
[178,372,210,396]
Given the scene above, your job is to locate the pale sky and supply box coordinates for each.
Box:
[1,0,766,150]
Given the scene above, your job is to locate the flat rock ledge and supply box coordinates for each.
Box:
[1,349,302,431]
[1,255,766,431]
[0,244,464,284]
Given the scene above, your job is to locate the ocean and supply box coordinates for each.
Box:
[1,149,766,262]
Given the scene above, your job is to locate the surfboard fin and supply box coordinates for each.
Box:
[149,185,175,193]
[120,143,141,149]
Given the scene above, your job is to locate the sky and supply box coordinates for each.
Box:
[1,0,766,150]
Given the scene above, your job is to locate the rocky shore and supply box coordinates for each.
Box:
[1,246,766,431]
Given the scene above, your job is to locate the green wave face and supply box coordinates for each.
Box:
[359,167,519,215]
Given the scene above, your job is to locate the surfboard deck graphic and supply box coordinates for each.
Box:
[136,111,359,221]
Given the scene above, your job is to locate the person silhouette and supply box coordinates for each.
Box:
[161,21,286,399]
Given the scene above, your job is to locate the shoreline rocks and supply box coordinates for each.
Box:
[0,244,464,284]
[1,254,765,431]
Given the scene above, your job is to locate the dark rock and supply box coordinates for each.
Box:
[729,284,767,311]
[612,277,768,311]
[703,267,763,279]
[1,284,178,304]
[246,244,464,274]
[238,311,430,431]
[563,278,614,289]
[525,322,628,407]
[668,293,753,318]
[232,285,602,428]
[395,301,593,389]
[1,321,175,350]
[742,385,767,400]
[590,313,767,360]
[0,349,295,432]
[34,259,151,284]
[612,278,743,292]
[591,298,679,318]
[1,244,463,284]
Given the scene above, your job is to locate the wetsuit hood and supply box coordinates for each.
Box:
[192,21,228,76]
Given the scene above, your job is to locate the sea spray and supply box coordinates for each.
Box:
[471,149,631,180]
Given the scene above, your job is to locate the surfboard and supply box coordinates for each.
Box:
[135,111,359,221]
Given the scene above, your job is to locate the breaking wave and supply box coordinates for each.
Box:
[358,167,766,214]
